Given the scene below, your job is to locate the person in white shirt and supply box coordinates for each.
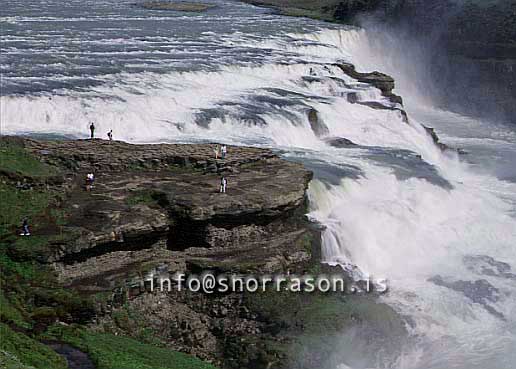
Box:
[220,176,227,193]
[86,173,95,191]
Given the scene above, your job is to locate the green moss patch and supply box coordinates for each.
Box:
[0,141,57,179]
[0,292,28,329]
[244,289,407,368]
[0,323,67,369]
[0,183,52,236]
[44,326,219,369]
[0,160,94,345]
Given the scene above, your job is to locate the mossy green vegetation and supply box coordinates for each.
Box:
[0,141,57,179]
[0,183,51,237]
[0,144,89,365]
[0,292,28,329]
[0,140,218,369]
[43,326,219,369]
[0,323,67,369]
[247,287,405,335]
[244,288,407,367]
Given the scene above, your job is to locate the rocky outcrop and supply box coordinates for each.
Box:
[19,139,313,270]
[325,137,358,148]
[243,0,516,123]
[336,62,402,105]
[7,137,319,367]
[336,62,409,123]
[2,137,407,369]
[307,108,330,137]
[422,125,448,151]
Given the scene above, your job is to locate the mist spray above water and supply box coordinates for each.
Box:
[357,0,516,125]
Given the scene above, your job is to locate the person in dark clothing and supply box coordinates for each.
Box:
[21,218,30,236]
[89,122,95,139]
[107,129,113,141]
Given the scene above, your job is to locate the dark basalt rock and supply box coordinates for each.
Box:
[325,137,358,148]
[422,125,449,151]
[2,137,408,368]
[336,63,394,94]
[17,138,312,266]
[307,108,330,137]
[332,0,383,22]
[345,78,408,123]
[336,62,404,106]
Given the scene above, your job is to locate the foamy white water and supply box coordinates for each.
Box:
[2,1,516,368]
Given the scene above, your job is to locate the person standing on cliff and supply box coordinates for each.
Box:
[20,218,30,236]
[89,122,95,139]
[220,176,227,193]
[107,129,113,141]
[214,144,220,159]
[86,173,95,191]
[221,145,227,159]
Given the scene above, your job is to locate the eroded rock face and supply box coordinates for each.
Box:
[307,108,330,137]
[336,62,403,106]
[22,140,312,268]
[422,125,449,151]
[16,137,324,368]
[336,63,410,125]
[8,137,406,369]
[15,139,315,282]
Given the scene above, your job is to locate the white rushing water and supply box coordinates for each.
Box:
[2,1,516,367]
[304,28,516,369]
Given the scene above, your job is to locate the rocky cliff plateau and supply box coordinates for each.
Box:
[0,135,407,369]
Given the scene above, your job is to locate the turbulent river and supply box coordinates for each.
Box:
[2,0,516,368]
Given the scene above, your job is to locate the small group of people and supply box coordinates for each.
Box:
[214,144,227,160]
[309,66,334,77]
[85,172,95,191]
[89,122,113,141]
